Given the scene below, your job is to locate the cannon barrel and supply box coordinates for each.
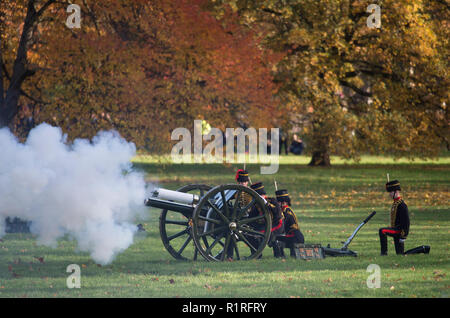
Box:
[144,187,200,216]
[151,188,200,204]
[145,197,194,215]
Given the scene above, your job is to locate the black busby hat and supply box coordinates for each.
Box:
[250,182,266,195]
[275,189,291,205]
[235,169,249,183]
[386,180,401,192]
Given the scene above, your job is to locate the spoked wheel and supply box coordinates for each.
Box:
[159,184,212,260]
[191,184,271,262]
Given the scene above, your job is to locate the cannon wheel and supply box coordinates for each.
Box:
[159,184,212,260]
[191,184,272,262]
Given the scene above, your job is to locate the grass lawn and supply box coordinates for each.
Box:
[0,155,448,298]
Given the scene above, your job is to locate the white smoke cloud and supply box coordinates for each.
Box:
[0,123,148,265]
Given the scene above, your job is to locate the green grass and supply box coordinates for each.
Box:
[133,153,450,166]
[1,155,449,298]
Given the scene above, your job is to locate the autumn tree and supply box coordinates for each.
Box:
[1,0,281,152]
[216,0,448,165]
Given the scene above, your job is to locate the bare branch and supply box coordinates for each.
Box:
[36,0,57,18]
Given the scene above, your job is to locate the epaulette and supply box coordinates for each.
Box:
[282,206,293,213]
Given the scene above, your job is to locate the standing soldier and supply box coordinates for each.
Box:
[218,168,252,260]
[379,180,410,255]
[235,169,250,187]
[249,182,285,258]
[275,189,305,257]
[235,169,252,208]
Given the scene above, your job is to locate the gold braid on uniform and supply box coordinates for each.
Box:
[283,206,299,231]
[390,199,402,228]
[239,192,252,207]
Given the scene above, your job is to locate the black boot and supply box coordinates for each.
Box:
[290,244,302,259]
[273,241,283,258]
[279,244,286,258]
[395,238,405,255]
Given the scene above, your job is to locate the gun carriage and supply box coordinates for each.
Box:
[145,184,272,262]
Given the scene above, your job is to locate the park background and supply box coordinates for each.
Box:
[0,0,449,298]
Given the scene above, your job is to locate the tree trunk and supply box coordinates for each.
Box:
[0,47,4,110]
[0,84,24,127]
[308,150,331,166]
[0,0,55,128]
[308,119,332,166]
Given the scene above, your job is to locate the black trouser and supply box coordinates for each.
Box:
[277,231,305,257]
[270,224,285,258]
[244,225,265,258]
[245,224,286,258]
[379,228,405,255]
[246,235,262,255]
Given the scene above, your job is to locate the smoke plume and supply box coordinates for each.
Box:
[0,123,147,265]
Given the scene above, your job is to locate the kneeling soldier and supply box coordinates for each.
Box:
[248,182,285,258]
[275,189,305,258]
[379,180,410,255]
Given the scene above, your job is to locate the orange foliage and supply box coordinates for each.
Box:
[2,0,282,152]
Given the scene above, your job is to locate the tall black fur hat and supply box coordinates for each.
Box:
[275,189,291,205]
[386,180,401,192]
[250,182,266,195]
[235,169,249,182]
